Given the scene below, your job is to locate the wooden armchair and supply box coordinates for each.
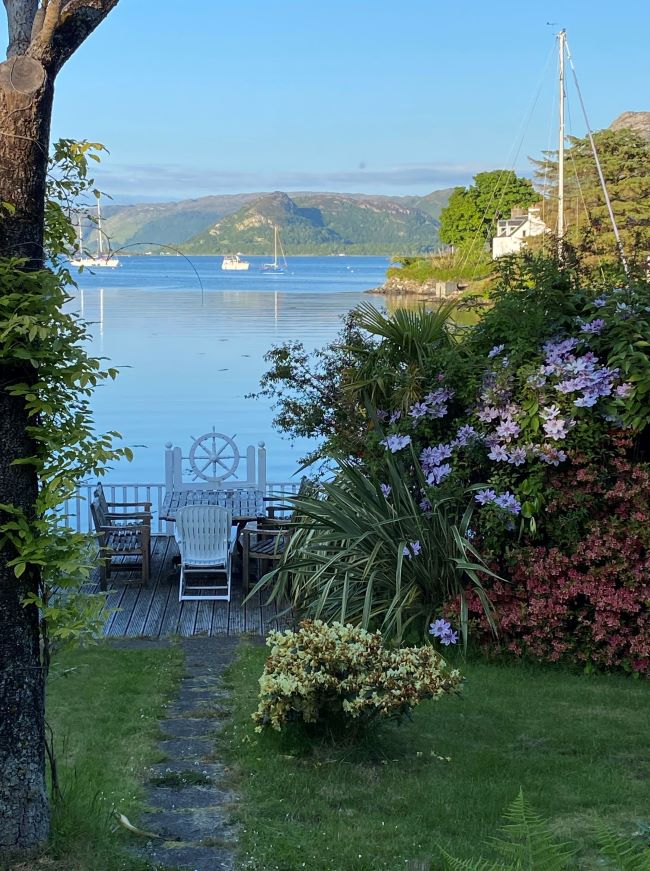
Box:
[241,486,314,591]
[90,485,152,591]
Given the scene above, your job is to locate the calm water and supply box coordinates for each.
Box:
[69,255,389,484]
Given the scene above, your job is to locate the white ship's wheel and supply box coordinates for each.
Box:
[188,430,240,482]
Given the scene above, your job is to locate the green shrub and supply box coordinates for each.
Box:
[252,620,462,735]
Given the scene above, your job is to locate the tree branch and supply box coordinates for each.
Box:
[28,0,119,73]
[3,0,39,57]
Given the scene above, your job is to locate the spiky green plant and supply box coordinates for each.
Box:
[436,790,650,871]
[250,450,496,645]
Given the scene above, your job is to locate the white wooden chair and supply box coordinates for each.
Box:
[174,505,236,601]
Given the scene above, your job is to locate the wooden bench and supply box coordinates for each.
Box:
[90,488,151,591]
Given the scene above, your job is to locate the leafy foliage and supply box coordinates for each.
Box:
[437,790,650,871]
[533,128,650,273]
[0,141,129,660]
[252,454,495,645]
[252,620,462,735]
[439,171,538,248]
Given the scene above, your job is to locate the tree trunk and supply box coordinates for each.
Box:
[0,53,53,855]
[0,0,118,854]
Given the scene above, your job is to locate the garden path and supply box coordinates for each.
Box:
[136,637,241,871]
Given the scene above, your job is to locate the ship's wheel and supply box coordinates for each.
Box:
[188,430,240,483]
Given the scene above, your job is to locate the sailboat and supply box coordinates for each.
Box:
[262,225,287,274]
[70,200,120,268]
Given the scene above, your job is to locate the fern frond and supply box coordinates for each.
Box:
[596,822,650,871]
[436,847,509,870]
[490,789,574,870]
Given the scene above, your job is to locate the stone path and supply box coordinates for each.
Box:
[138,637,240,871]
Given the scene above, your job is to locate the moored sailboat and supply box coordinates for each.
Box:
[262,225,287,274]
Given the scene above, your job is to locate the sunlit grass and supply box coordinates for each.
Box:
[223,643,650,870]
[42,643,183,871]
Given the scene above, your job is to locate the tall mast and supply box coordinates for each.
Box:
[77,214,83,256]
[97,199,104,256]
[274,225,278,267]
[557,29,566,257]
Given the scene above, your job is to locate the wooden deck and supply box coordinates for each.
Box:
[88,535,291,638]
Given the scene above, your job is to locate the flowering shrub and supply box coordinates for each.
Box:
[252,620,462,733]
[462,458,650,674]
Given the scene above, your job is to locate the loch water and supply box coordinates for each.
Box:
[70,255,390,484]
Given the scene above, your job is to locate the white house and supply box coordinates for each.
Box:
[492,205,547,258]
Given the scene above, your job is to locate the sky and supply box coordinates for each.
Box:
[4,0,649,202]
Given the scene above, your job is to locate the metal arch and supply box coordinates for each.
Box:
[188,430,240,483]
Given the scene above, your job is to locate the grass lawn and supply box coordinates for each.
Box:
[31,642,183,871]
[223,644,650,871]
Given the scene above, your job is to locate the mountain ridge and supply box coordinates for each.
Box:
[93,188,454,255]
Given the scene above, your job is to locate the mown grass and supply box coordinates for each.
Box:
[388,252,494,284]
[35,643,183,871]
[223,644,650,871]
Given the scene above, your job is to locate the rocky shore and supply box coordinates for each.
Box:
[366,274,464,299]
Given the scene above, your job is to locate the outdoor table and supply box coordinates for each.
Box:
[160,487,266,537]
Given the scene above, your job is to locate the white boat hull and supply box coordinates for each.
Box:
[222,255,250,271]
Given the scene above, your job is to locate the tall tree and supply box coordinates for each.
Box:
[439,170,538,248]
[0,0,118,854]
[533,128,650,268]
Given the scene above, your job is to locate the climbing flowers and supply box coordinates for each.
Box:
[429,619,459,645]
[380,433,411,453]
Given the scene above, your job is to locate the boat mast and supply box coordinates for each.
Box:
[77,214,84,256]
[273,226,278,267]
[557,29,565,258]
[97,199,104,257]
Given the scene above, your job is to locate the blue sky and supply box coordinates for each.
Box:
[5,1,650,201]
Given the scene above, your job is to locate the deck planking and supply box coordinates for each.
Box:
[97,535,286,638]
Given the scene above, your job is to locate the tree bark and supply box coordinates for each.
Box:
[0,0,118,855]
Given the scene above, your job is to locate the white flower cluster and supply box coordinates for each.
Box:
[252,620,462,733]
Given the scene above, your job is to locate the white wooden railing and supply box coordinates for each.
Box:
[58,480,303,534]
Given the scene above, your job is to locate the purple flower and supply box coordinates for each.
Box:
[540,404,561,420]
[580,318,605,334]
[494,492,521,515]
[616,383,633,398]
[419,497,432,513]
[380,483,391,498]
[403,540,421,559]
[496,418,520,442]
[488,444,509,462]
[475,488,497,505]
[453,424,478,447]
[420,443,453,472]
[375,409,389,421]
[389,410,402,424]
[488,344,505,359]
[543,417,571,440]
[426,463,452,486]
[574,392,599,408]
[537,445,568,466]
[593,296,606,308]
[507,447,527,466]
[440,630,459,646]
[380,434,411,453]
[477,405,500,423]
[527,371,547,389]
[543,337,579,364]
[429,618,451,637]
[409,401,430,420]
[429,619,459,645]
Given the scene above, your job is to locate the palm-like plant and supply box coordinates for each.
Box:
[251,450,496,645]
[343,301,466,414]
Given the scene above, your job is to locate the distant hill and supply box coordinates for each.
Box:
[400,188,455,220]
[87,188,452,256]
[609,111,650,142]
[95,194,261,252]
[183,190,443,255]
